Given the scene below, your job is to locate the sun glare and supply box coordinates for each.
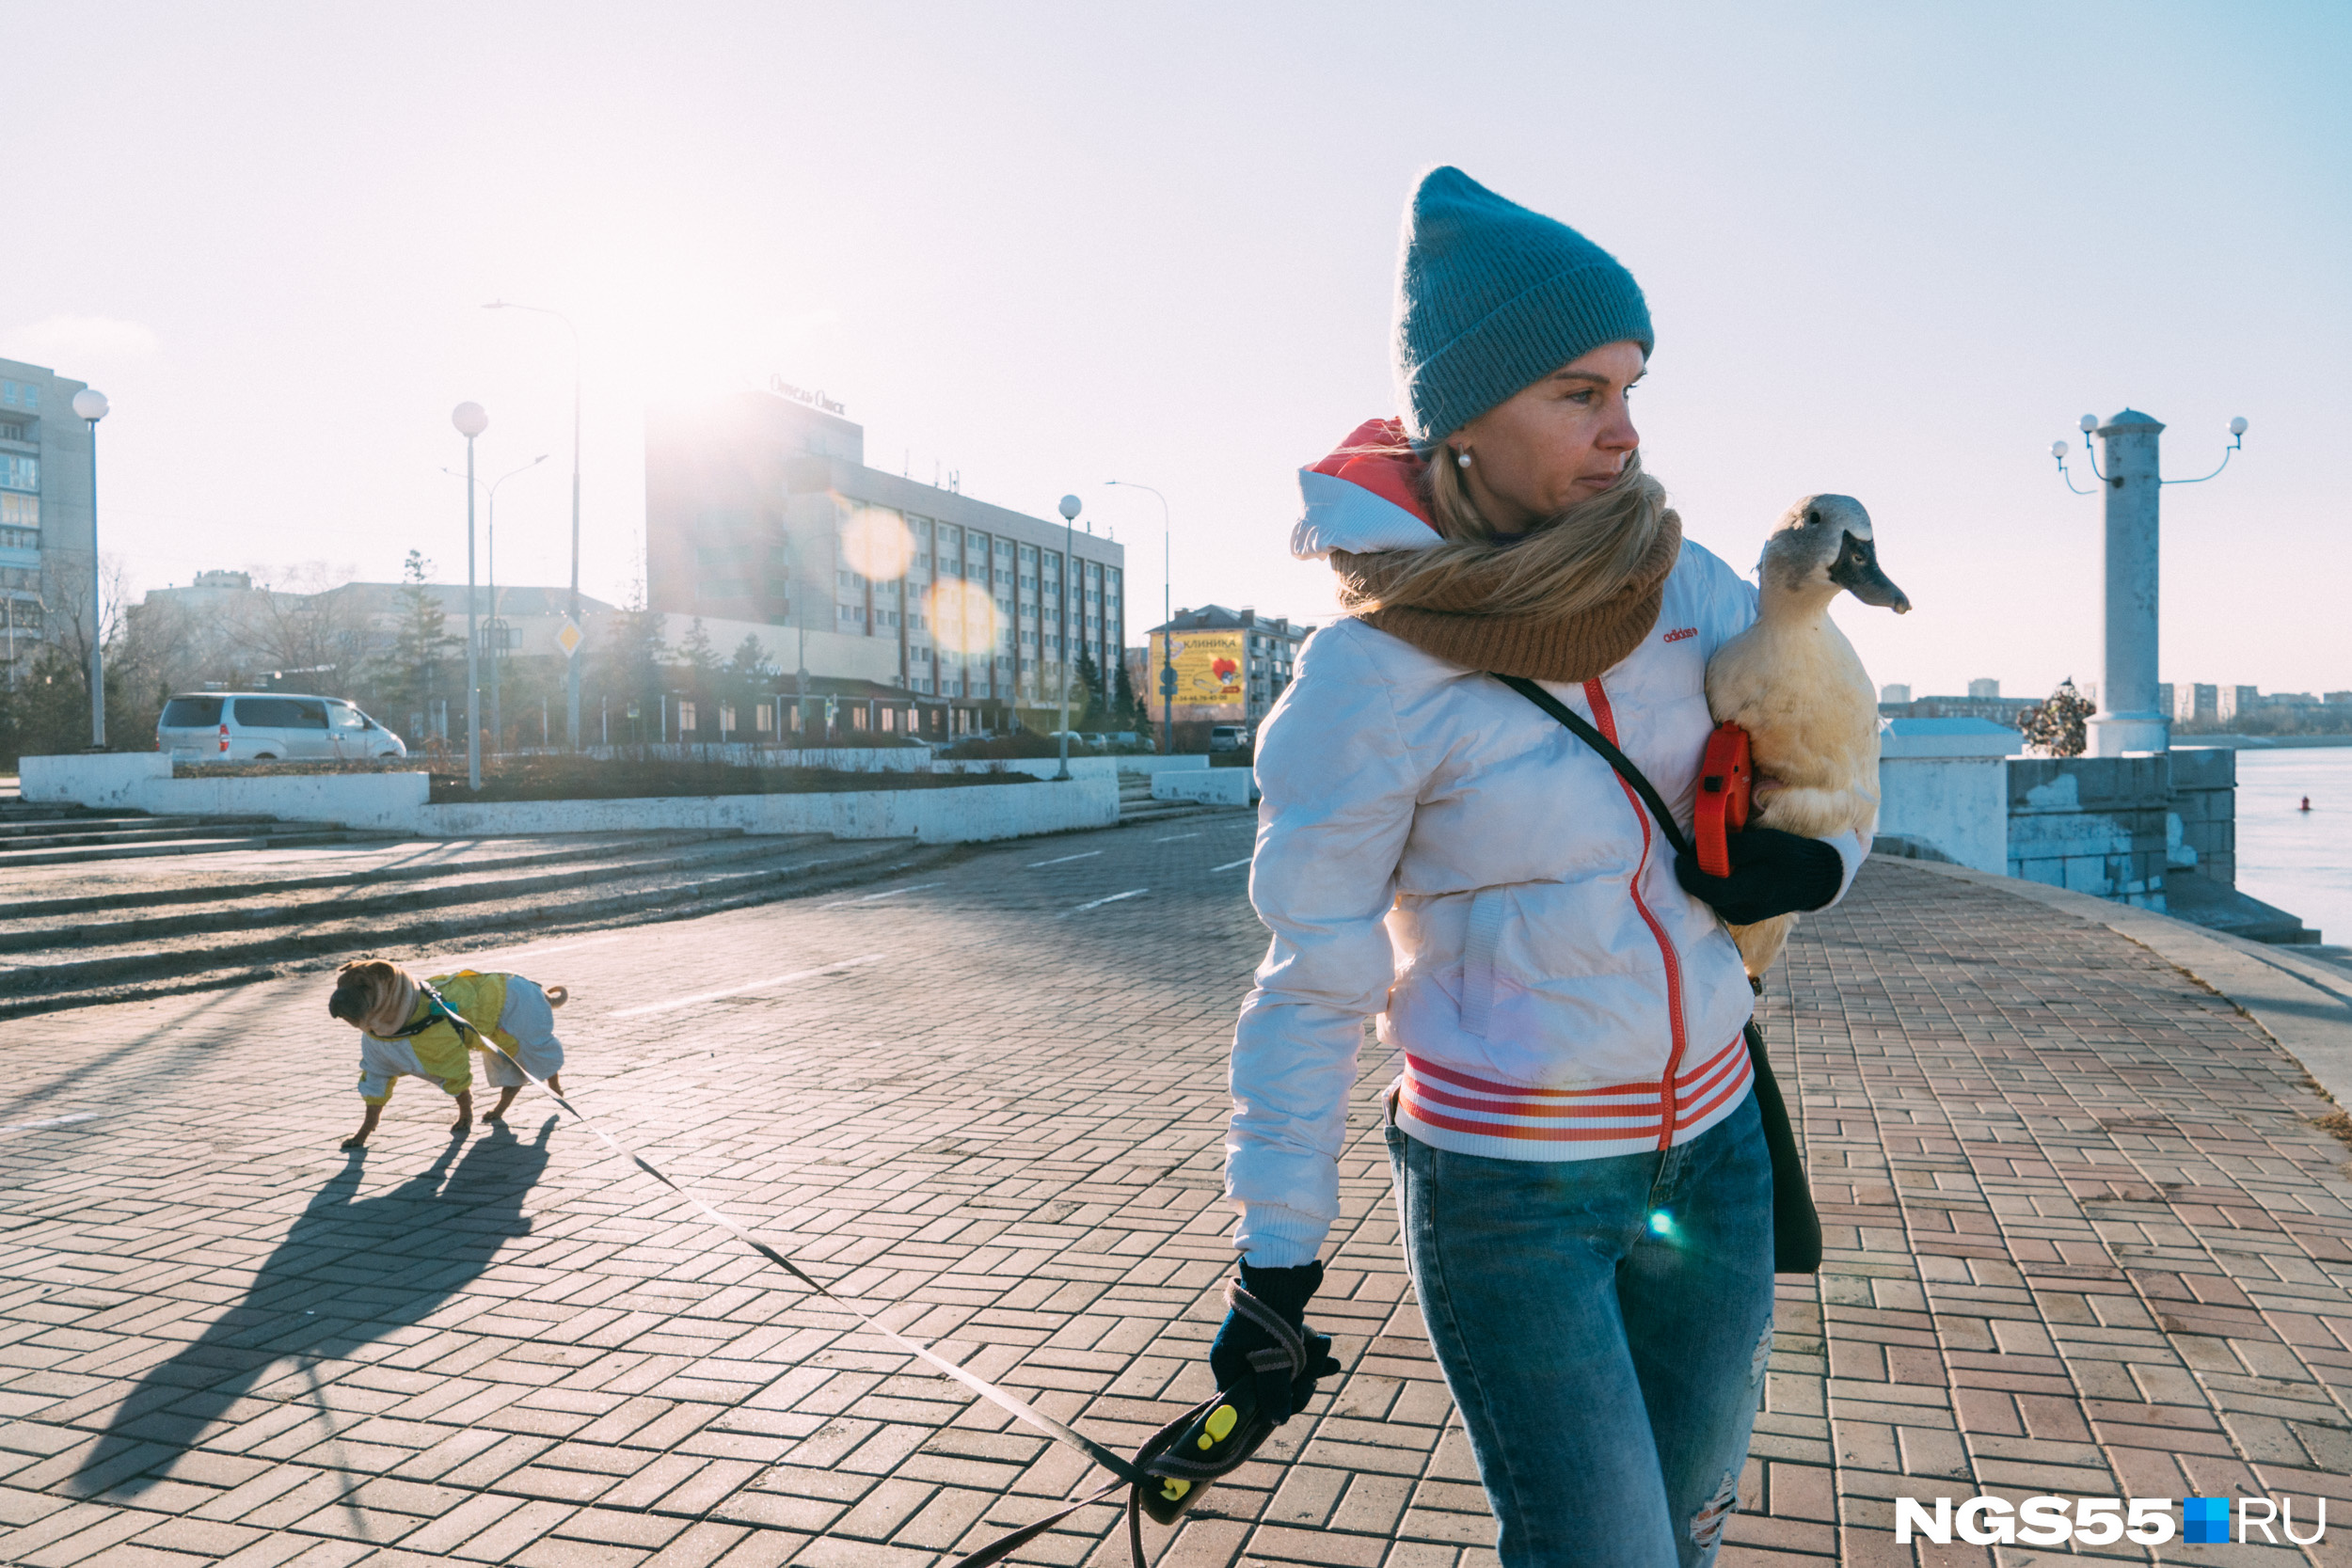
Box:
[928,578,999,657]
[840,505,914,582]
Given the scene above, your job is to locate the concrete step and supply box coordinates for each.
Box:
[0,826,400,867]
[0,833,835,954]
[9,831,743,919]
[2164,872,2324,945]
[0,813,257,840]
[0,836,956,1017]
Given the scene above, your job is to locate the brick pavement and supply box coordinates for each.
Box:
[3,823,2350,1568]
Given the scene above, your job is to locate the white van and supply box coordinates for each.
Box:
[157,692,409,763]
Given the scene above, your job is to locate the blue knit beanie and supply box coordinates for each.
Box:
[1394,166,1653,452]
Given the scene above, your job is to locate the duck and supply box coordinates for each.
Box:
[1705,494,1911,981]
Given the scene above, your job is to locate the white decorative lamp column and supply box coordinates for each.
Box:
[2051,411,2248,756]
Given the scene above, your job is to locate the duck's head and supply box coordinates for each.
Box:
[1759,494,1910,613]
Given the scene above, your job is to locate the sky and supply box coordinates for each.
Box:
[6,1,2347,699]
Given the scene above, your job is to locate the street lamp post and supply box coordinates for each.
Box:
[452,402,489,789]
[72,388,109,748]
[485,455,546,758]
[1054,495,1082,781]
[439,451,546,759]
[1105,479,1172,755]
[485,300,584,749]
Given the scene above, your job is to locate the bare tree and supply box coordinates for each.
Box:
[235,563,380,695]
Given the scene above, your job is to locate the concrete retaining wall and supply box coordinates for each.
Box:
[935,754,1209,780]
[22,753,433,833]
[2008,754,2174,906]
[22,752,174,809]
[419,776,1117,844]
[1154,769,1255,807]
[1876,719,2013,874]
[569,744,934,771]
[18,752,1115,845]
[2167,746,2236,886]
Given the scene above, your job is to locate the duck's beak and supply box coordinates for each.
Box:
[1829,531,1911,614]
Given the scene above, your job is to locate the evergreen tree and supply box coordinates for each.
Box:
[676,617,720,737]
[1073,647,1105,730]
[377,550,458,738]
[723,633,770,738]
[1112,657,1144,735]
[588,589,666,746]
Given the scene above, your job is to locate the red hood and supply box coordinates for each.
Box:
[1309,419,1435,527]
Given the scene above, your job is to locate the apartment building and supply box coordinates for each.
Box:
[644,386,1125,733]
[0,356,98,677]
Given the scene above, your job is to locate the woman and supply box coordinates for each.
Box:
[1210,168,1866,1566]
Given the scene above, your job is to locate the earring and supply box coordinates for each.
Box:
[1454,450,1472,469]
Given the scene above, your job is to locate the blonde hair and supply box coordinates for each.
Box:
[1339,447,1675,621]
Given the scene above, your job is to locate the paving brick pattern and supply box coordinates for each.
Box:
[3,824,2349,1567]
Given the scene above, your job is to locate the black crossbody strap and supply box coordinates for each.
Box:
[1493,674,1691,861]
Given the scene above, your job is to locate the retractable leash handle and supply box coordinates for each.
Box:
[1693,721,1754,879]
[943,1281,1310,1568]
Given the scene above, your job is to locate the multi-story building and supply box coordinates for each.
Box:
[1880,692,2042,727]
[1143,604,1312,738]
[0,357,97,679]
[644,386,1125,736]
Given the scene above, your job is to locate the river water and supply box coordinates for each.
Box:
[2216,747,2352,946]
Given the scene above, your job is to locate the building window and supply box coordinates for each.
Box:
[0,494,34,530]
[0,455,36,493]
[677,701,697,733]
[0,380,35,410]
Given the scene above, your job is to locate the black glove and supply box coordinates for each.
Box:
[1675,827,1843,925]
[1207,1260,1343,1425]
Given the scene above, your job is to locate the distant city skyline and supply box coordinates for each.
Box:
[3,3,2344,697]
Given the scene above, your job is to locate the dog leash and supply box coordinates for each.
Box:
[408,983,1312,1562]
[407,984,1144,1485]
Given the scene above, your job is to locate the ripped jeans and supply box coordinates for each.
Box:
[1387,1089,1776,1568]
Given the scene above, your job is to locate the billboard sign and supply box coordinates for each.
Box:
[1151,629,1246,720]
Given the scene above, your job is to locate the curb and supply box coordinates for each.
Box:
[1895,857,2352,1112]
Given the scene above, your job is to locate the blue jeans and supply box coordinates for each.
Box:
[1386,1090,1775,1568]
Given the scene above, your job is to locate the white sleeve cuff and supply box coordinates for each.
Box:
[1234,1202,1329,1267]
[1825,830,1870,908]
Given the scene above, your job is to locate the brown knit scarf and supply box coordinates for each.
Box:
[1331,509,1682,682]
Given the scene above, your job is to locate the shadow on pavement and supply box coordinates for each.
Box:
[69,1115,559,1497]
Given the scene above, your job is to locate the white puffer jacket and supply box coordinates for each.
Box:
[1227,434,1866,1265]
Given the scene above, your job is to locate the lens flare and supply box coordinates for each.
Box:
[840,505,914,582]
[1648,1211,1675,1237]
[928,578,999,657]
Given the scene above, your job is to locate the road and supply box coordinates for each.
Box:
[6,810,2352,1568]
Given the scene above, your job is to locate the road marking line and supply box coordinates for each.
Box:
[1213,858,1251,872]
[0,1113,97,1135]
[1065,888,1148,914]
[1027,850,1104,867]
[1153,833,1200,842]
[610,954,887,1018]
[818,881,943,910]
